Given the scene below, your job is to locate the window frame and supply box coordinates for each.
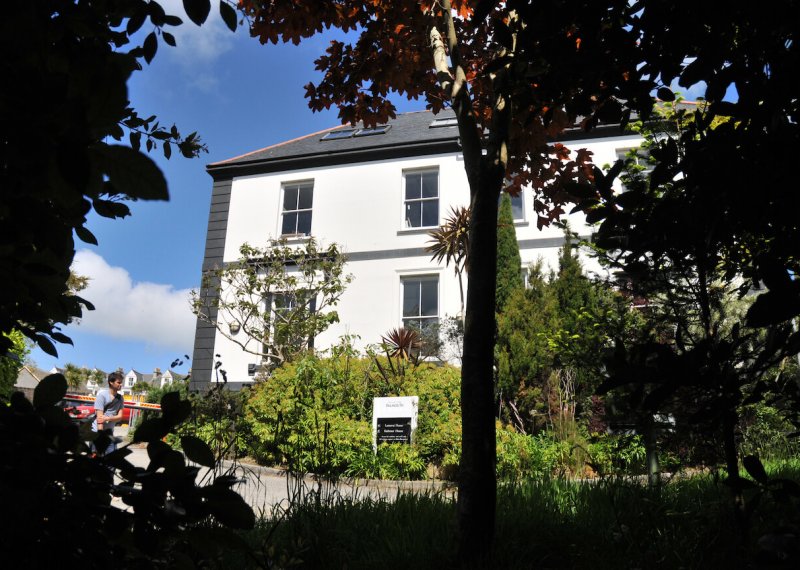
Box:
[402,168,439,229]
[263,290,318,358]
[280,181,314,237]
[400,275,440,332]
[499,191,526,223]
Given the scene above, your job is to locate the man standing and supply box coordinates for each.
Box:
[92,371,125,456]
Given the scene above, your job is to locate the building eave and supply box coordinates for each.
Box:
[207,138,463,181]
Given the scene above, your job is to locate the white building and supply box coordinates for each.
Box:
[190,110,643,389]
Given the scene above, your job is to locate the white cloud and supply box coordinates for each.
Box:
[72,250,196,352]
[157,0,239,89]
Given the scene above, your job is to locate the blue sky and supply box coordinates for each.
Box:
[31,2,423,375]
[31,3,710,376]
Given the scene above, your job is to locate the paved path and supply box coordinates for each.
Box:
[110,428,454,515]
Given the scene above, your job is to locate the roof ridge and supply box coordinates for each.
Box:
[209,124,343,167]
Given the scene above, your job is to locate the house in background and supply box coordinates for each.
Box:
[48,366,106,395]
[14,364,50,401]
[122,368,187,395]
[191,110,645,390]
[84,369,105,395]
[123,369,145,394]
[13,365,186,399]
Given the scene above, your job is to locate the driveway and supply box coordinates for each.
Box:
[110,427,454,515]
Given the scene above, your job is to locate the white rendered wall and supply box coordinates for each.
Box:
[212,133,643,383]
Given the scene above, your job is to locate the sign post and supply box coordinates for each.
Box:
[372,396,418,451]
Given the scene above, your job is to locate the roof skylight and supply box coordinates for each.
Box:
[430,117,458,128]
[321,128,357,141]
[321,125,391,141]
[355,125,391,137]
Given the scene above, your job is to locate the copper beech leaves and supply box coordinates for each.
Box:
[243,0,650,226]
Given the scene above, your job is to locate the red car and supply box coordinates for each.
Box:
[64,402,132,425]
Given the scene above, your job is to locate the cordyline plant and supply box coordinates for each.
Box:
[428,206,471,319]
[382,327,423,362]
[239,0,654,561]
[192,238,352,372]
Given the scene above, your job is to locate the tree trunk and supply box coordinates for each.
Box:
[722,409,740,482]
[458,166,500,566]
[645,416,659,486]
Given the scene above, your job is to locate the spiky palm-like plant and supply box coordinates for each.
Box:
[427,206,470,319]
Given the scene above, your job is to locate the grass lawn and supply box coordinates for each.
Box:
[234,461,800,569]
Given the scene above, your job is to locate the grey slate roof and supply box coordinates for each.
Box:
[207,110,463,179]
[212,109,459,167]
[15,365,49,390]
[206,107,643,181]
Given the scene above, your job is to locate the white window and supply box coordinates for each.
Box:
[404,170,439,228]
[281,182,313,236]
[401,276,439,332]
[266,291,317,351]
[499,191,525,221]
[510,194,524,221]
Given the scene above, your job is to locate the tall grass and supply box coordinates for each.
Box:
[240,461,800,569]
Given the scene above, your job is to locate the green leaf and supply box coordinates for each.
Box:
[220,1,238,32]
[161,391,181,415]
[133,418,169,443]
[747,290,800,327]
[203,487,255,529]
[127,13,147,36]
[143,32,158,64]
[181,435,216,467]
[743,455,769,484]
[161,392,191,426]
[657,87,676,102]
[34,374,68,409]
[75,225,98,245]
[162,31,176,47]
[95,144,168,201]
[40,406,71,429]
[49,332,73,345]
[163,15,183,26]
[36,335,58,357]
[161,449,187,476]
[183,0,211,26]
[92,198,131,219]
[147,439,173,464]
[148,0,167,24]
[129,130,142,151]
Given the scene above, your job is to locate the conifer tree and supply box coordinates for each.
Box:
[553,231,595,338]
[495,193,523,315]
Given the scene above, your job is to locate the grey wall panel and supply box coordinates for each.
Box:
[191,178,232,392]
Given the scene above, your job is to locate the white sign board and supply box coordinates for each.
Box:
[372,396,418,450]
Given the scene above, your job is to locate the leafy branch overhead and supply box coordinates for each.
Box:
[2,374,255,567]
[0,1,237,356]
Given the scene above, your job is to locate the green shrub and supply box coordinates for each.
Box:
[587,433,647,476]
[245,355,463,479]
[739,402,800,460]
[496,423,556,480]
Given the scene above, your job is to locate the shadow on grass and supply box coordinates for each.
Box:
[237,461,800,569]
